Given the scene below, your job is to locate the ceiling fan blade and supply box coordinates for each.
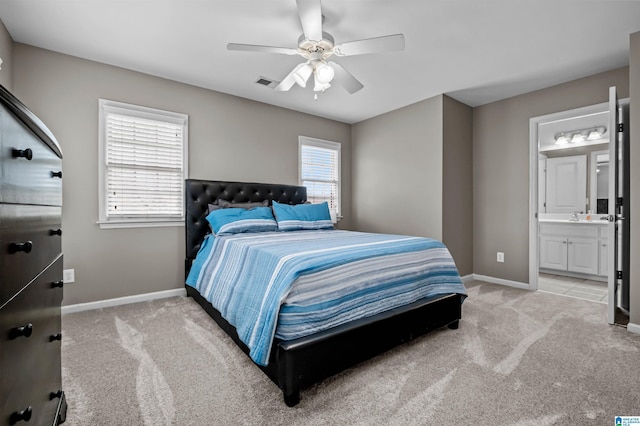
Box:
[329,61,364,94]
[333,34,405,57]
[227,43,298,56]
[274,65,302,91]
[296,0,323,41]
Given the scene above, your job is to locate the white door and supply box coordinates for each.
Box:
[599,240,608,277]
[546,155,587,213]
[567,237,599,275]
[540,236,567,270]
[607,87,620,324]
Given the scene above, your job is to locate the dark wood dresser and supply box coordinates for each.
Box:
[0,85,66,425]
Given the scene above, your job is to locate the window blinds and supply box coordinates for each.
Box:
[300,142,340,213]
[105,112,184,219]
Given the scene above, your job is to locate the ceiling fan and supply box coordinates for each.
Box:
[227,0,405,94]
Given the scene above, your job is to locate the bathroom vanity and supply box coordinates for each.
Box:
[539,216,608,280]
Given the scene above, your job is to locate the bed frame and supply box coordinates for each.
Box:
[184,179,463,406]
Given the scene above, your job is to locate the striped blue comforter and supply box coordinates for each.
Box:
[186,230,466,366]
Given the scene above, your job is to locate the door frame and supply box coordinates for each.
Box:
[528,101,610,291]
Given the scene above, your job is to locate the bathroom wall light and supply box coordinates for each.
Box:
[554,126,606,145]
[571,133,585,143]
[555,134,569,145]
[588,128,604,140]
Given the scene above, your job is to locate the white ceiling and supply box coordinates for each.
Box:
[1,1,639,124]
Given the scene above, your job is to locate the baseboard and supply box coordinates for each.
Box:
[471,274,531,290]
[62,288,187,315]
[627,322,640,335]
[460,274,474,284]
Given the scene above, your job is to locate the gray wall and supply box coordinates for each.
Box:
[12,43,351,306]
[442,95,473,276]
[0,19,12,90]
[473,67,629,283]
[351,95,443,239]
[630,31,640,328]
[350,94,474,276]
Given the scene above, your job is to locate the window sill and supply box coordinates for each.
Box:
[97,219,183,229]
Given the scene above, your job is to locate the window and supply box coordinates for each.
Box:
[98,99,188,228]
[299,136,341,221]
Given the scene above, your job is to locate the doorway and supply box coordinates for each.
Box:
[528,90,630,324]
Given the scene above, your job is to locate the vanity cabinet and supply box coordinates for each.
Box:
[539,235,569,270]
[566,236,599,275]
[539,222,606,277]
[598,225,609,278]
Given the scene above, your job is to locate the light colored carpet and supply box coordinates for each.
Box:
[61,281,640,425]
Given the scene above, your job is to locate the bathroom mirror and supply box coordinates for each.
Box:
[537,110,609,215]
[590,150,609,214]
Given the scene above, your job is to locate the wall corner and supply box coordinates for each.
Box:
[0,18,13,91]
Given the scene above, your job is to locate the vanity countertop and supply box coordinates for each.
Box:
[539,218,608,225]
[538,213,608,225]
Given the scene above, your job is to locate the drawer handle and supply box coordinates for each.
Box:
[602,244,607,247]
[9,406,32,424]
[50,390,63,400]
[50,333,62,342]
[11,148,33,161]
[8,241,33,254]
[11,323,33,339]
[49,228,62,236]
[51,280,64,288]
[51,170,63,179]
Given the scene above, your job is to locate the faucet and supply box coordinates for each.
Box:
[570,211,580,222]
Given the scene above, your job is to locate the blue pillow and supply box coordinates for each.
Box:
[206,206,278,235]
[272,201,334,231]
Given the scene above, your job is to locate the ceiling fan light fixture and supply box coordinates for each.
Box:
[314,61,335,84]
[293,63,313,87]
[227,0,405,96]
[313,73,331,92]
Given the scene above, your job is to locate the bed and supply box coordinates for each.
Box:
[184,179,466,406]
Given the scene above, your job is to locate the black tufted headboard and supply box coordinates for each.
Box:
[184,179,307,278]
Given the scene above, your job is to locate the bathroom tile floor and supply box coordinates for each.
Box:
[538,273,608,303]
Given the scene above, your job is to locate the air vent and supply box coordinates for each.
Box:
[255,77,278,89]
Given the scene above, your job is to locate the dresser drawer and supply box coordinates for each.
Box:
[0,205,62,307]
[0,108,62,207]
[0,256,63,426]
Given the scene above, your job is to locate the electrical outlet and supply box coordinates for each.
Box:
[63,269,75,283]
[497,252,504,263]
